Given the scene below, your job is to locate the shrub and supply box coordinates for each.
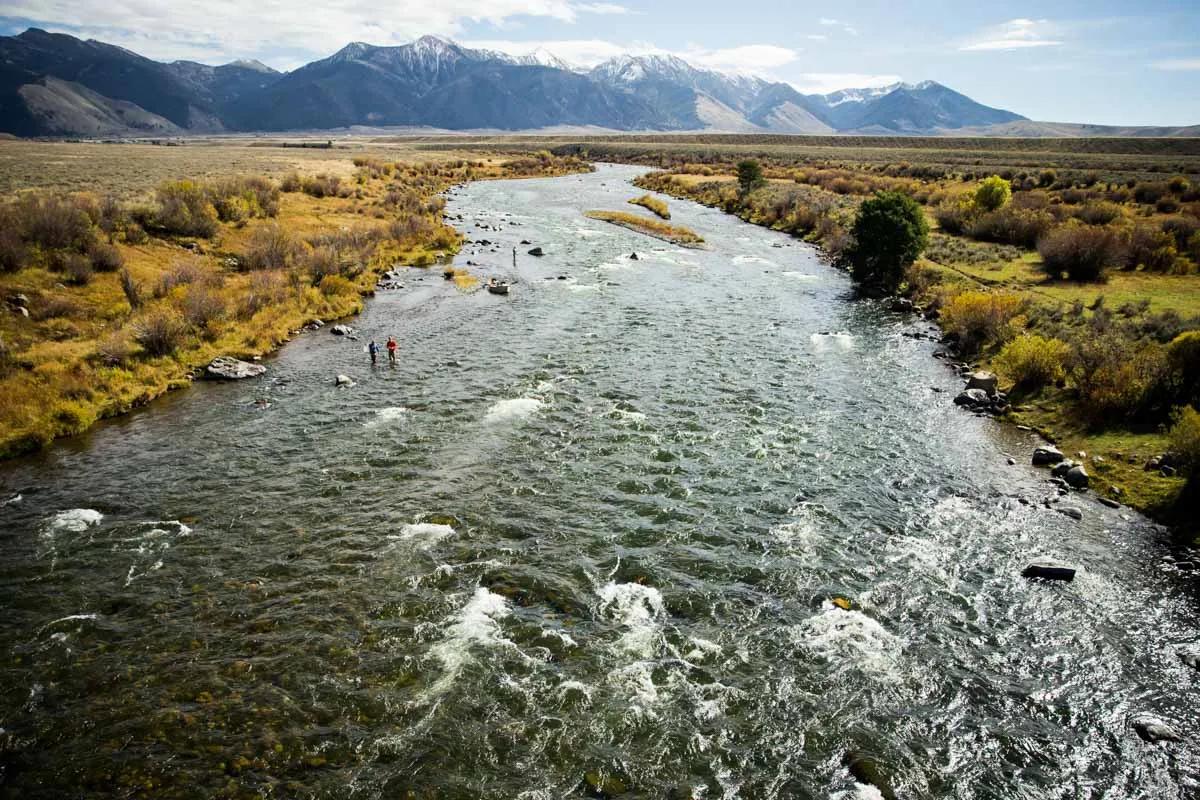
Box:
[242,223,303,270]
[280,172,303,193]
[1075,201,1122,226]
[1168,405,1200,471]
[1133,182,1167,205]
[933,198,973,235]
[94,331,134,366]
[123,222,149,245]
[154,258,207,298]
[974,176,1012,212]
[180,285,227,334]
[120,268,142,310]
[846,191,929,295]
[1161,216,1199,251]
[1038,224,1123,281]
[301,174,343,198]
[1038,170,1057,188]
[0,227,27,273]
[16,194,96,251]
[940,291,1022,353]
[1124,225,1177,272]
[61,252,93,286]
[995,334,1069,389]
[966,206,1053,248]
[133,310,186,357]
[88,242,124,272]
[1070,335,1167,423]
[1167,331,1200,406]
[154,180,219,237]
[238,270,287,318]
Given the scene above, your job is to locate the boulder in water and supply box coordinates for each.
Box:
[1178,644,1200,670]
[1131,714,1182,743]
[330,324,352,336]
[1064,465,1090,488]
[1056,506,1083,521]
[966,370,999,395]
[629,252,639,261]
[1022,559,1077,581]
[954,388,990,407]
[334,374,354,387]
[889,297,914,313]
[528,246,545,256]
[1032,445,1065,466]
[842,750,896,800]
[205,356,266,380]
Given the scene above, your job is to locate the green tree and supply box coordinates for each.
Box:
[974,175,1012,212]
[736,160,765,195]
[846,191,930,295]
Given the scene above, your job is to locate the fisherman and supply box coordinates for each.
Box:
[368,339,379,365]
[512,246,517,268]
[386,336,398,365]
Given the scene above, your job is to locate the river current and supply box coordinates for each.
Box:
[0,164,1197,798]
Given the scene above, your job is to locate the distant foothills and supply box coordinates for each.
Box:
[1,28,1197,139]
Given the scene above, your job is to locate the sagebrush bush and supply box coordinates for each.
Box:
[120,268,142,310]
[238,270,287,319]
[1161,216,1198,251]
[1075,201,1122,226]
[1169,405,1200,471]
[318,274,356,296]
[940,291,1023,353]
[180,285,227,334]
[0,227,27,273]
[154,180,219,237]
[1070,335,1167,423]
[93,331,134,367]
[154,258,207,298]
[61,253,93,286]
[15,194,95,252]
[242,223,303,271]
[1124,225,1177,272]
[88,242,124,272]
[995,334,1069,389]
[1167,331,1200,406]
[31,295,80,321]
[133,310,186,357]
[1038,224,1123,281]
[967,206,1054,248]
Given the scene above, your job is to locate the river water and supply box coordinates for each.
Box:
[1,164,1197,798]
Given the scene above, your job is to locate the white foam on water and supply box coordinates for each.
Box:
[793,601,901,679]
[597,581,665,657]
[568,283,600,293]
[425,588,513,698]
[608,661,660,716]
[609,405,647,425]
[2,494,21,506]
[47,509,103,533]
[810,332,856,351]
[540,628,579,649]
[37,613,99,637]
[684,637,722,661]
[484,397,544,423]
[830,786,886,800]
[574,227,605,238]
[124,521,191,586]
[733,255,775,266]
[781,271,820,281]
[367,406,410,427]
[556,679,593,704]
[391,523,456,547]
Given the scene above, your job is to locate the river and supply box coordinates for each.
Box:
[0,164,1196,798]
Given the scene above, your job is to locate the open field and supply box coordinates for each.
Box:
[0,139,589,456]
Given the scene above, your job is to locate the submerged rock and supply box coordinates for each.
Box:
[1131,714,1182,743]
[205,356,266,380]
[527,246,545,256]
[629,252,639,260]
[1057,506,1083,521]
[1022,559,1077,581]
[842,750,896,800]
[1032,445,1065,466]
[1178,644,1200,670]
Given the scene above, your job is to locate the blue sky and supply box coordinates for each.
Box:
[2,0,1198,125]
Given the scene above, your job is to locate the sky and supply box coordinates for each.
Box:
[2,0,1198,126]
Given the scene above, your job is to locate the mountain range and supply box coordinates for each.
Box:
[0,28,1194,138]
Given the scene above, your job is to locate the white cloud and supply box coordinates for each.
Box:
[1153,58,1200,71]
[1,0,628,66]
[960,18,1062,51]
[818,18,839,26]
[687,44,799,73]
[816,17,856,36]
[804,34,827,41]
[788,72,902,94]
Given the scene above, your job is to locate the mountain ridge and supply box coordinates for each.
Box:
[0,29,1193,138]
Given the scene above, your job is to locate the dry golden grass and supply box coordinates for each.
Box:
[628,194,670,219]
[584,210,704,247]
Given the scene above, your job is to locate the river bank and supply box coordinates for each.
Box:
[0,146,590,458]
[625,166,1198,541]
